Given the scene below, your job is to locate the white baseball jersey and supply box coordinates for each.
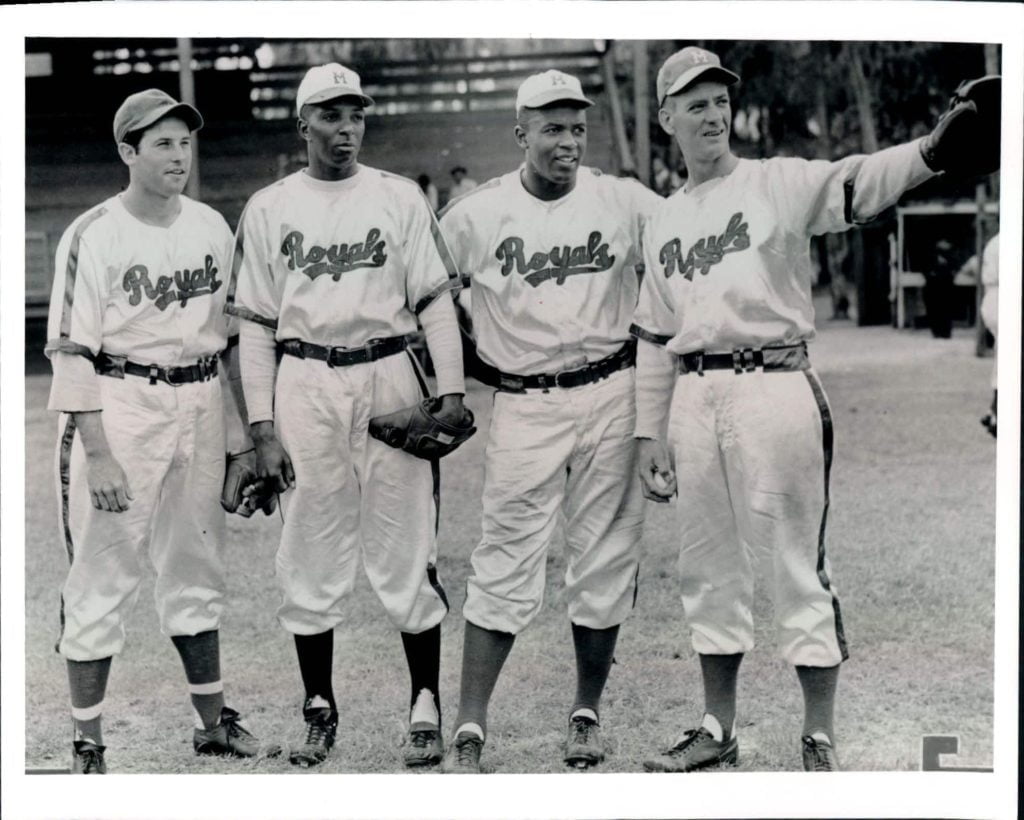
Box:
[46,193,236,660]
[226,166,459,345]
[46,194,234,380]
[440,166,662,374]
[634,140,935,354]
[228,164,456,635]
[633,139,936,667]
[439,167,659,633]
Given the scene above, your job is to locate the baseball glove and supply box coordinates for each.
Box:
[369,397,476,460]
[920,75,1001,177]
[221,450,277,517]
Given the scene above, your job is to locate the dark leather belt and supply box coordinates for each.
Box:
[94,352,219,386]
[280,335,408,368]
[496,340,635,392]
[677,343,810,376]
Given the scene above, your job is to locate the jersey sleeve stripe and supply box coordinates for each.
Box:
[413,278,459,315]
[629,323,673,346]
[428,211,461,280]
[58,206,107,341]
[224,303,278,330]
[43,338,94,359]
[225,202,249,314]
[843,179,855,225]
[435,176,502,220]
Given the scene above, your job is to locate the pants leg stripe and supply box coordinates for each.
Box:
[55,414,78,652]
[404,350,448,608]
[802,370,849,661]
[426,563,450,612]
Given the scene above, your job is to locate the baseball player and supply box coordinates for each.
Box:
[979,232,999,437]
[437,69,662,773]
[227,63,468,769]
[633,47,994,772]
[45,89,267,774]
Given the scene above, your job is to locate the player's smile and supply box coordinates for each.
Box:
[123,117,193,200]
[516,104,588,198]
[659,80,733,167]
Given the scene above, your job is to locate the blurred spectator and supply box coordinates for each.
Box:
[417,173,439,212]
[652,155,673,196]
[449,165,478,201]
[922,238,956,338]
[980,233,999,437]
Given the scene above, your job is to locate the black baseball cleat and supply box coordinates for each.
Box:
[71,739,107,774]
[643,727,739,772]
[801,734,840,771]
[194,706,261,758]
[404,722,444,767]
[440,731,484,773]
[563,715,605,769]
[289,701,338,768]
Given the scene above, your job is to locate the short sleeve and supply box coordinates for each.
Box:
[404,189,461,313]
[225,196,280,330]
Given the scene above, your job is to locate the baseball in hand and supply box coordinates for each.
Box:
[652,472,671,493]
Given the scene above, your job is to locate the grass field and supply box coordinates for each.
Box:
[23,315,996,775]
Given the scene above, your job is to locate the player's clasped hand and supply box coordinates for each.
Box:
[637,438,676,503]
[86,452,134,512]
[251,421,296,494]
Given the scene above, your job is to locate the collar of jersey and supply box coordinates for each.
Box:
[513,164,585,209]
[683,159,744,196]
[114,192,187,230]
[299,165,363,192]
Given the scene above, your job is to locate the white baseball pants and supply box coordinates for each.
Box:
[273,350,449,636]
[56,376,227,661]
[464,368,644,634]
[667,366,847,667]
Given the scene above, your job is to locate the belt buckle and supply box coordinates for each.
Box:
[498,374,525,393]
[326,346,347,368]
[164,365,188,386]
[553,356,588,388]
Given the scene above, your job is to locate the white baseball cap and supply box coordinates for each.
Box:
[656,47,740,105]
[515,69,594,115]
[296,62,374,114]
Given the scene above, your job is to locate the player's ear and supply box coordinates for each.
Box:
[658,106,676,137]
[296,115,309,142]
[117,142,137,166]
[513,124,528,150]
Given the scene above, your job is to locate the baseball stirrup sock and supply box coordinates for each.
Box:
[67,657,112,744]
[295,631,336,712]
[189,681,226,729]
[401,625,441,718]
[453,722,484,741]
[410,688,439,727]
[454,623,515,735]
[171,632,225,729]
[571,623,619,716]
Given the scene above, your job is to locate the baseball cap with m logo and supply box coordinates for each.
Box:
[656,47,740,106]
[296,62,375,114]
[515,69,595,115]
